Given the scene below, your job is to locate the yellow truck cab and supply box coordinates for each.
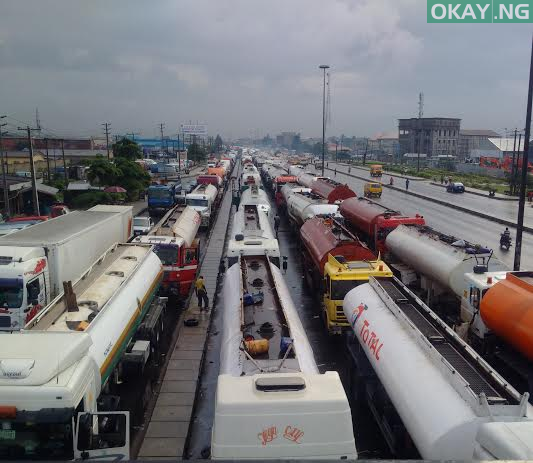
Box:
[370,164,383,177]
[322,254,393,334]
[364,182,383,198]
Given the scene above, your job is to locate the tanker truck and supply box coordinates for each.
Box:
[133,205,201,296]
[385,224,533,402]
[0,205,133,331]
[339,197,426,253]
[343,276,533,460]
[286,191,339,228]
[185,183,219,228]
[211,254,357,459]
[299,216,392,334]
[311,177,356,204]
[0,243,165,460]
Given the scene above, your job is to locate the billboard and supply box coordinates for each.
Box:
[181,124,207,136]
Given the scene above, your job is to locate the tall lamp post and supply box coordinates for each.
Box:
[319,65,330,176]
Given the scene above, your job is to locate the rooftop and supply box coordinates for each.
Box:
[460,129,501,137]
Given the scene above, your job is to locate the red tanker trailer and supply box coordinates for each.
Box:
[340,197,425,253]
[311,178,356,204]
[300,216,376,273]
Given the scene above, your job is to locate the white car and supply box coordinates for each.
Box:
[133,216,153,236]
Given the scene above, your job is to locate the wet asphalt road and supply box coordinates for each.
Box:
[326,162,533,269]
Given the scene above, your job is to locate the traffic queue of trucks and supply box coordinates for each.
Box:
[212,159,357,459]
[253,154,533,459]
[0,155,235,460]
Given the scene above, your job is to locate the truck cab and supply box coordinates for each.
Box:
[147,183,180,213]
[133,235,199,296]
[0,247,50,330]
[322,254,392,334]
[185,184,218,228]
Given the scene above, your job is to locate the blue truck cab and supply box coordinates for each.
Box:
[148,182,181,213]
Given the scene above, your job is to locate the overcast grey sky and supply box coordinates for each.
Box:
[0,0,531,139]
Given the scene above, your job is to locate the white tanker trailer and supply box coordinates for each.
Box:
[385,224,508,300]
[286,191,339,227]
[343,276,533,460]
[0,244,164,460]
[385,225,533,401]
[212,256,356,459]
[239,184,271,215]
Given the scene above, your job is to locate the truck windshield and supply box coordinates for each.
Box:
[154,245,179,265]
[148,189,171,199]
[186,198,208,207]
[0,279,23,308]
[0,420,72,460]
[134,217,150,227]
[331,280,363,301]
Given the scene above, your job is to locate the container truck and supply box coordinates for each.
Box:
[185,183,219,228]
[340,197,426,253]
[311,178,356,204]
[133,205,201,296]
[211,256,357,459]
[0,244,164,460]
[0,206,133,330]
[343,276,533,460]
[300,216,391,334]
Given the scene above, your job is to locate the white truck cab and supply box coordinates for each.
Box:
[185,184,218,228]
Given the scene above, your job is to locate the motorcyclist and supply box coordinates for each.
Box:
[501,227,511,243]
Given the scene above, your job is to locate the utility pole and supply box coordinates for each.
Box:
[511,129,518,195]
[514,34,533,271]
[102,122,111,160]
[44,138,51,183]
[18,125,41,215]
[0,116,9,216]
[60,139,69,184]
[363,138,369,165]
[335,142,338,163]
[159,123,166,156]
[515,134,522,195]
[417,92,424,172]
[319,65,330,176]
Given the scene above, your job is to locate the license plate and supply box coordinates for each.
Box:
[0,430,15,440]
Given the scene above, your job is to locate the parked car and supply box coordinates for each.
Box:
[133,216,153,236]
[446,182,465,193]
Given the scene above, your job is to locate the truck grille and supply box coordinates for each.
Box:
[336,307,347,323]
[0,316,11,328]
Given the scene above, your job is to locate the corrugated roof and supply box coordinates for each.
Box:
[460,129,501,137]
[488,137,529,152]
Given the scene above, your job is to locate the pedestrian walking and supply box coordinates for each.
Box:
[334,168,337,176]
[405,178,410,191]
[274,214,280,238]
[348,167,351,174]
[440,175,444,184]
[195,275,209,311]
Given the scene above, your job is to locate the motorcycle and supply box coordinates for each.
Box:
[500,233,512,250]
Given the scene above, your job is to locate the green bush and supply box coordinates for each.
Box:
[71,191,113,209]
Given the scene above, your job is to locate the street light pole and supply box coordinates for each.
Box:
[0,116,9,216]
[514,34,533,271]
[319,65,330,176]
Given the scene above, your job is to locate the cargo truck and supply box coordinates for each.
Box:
[0,244,164,460]
[0,205,133,330]
[147,182,181,213]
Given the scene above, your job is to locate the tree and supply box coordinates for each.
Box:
[88,157,150,200]
[214,134,223,153]
[112,138,142,160]
[114,157,150,199]
[87,158,121,186]
[188,142,207,162]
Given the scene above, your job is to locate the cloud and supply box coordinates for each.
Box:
[0,0,529,138]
